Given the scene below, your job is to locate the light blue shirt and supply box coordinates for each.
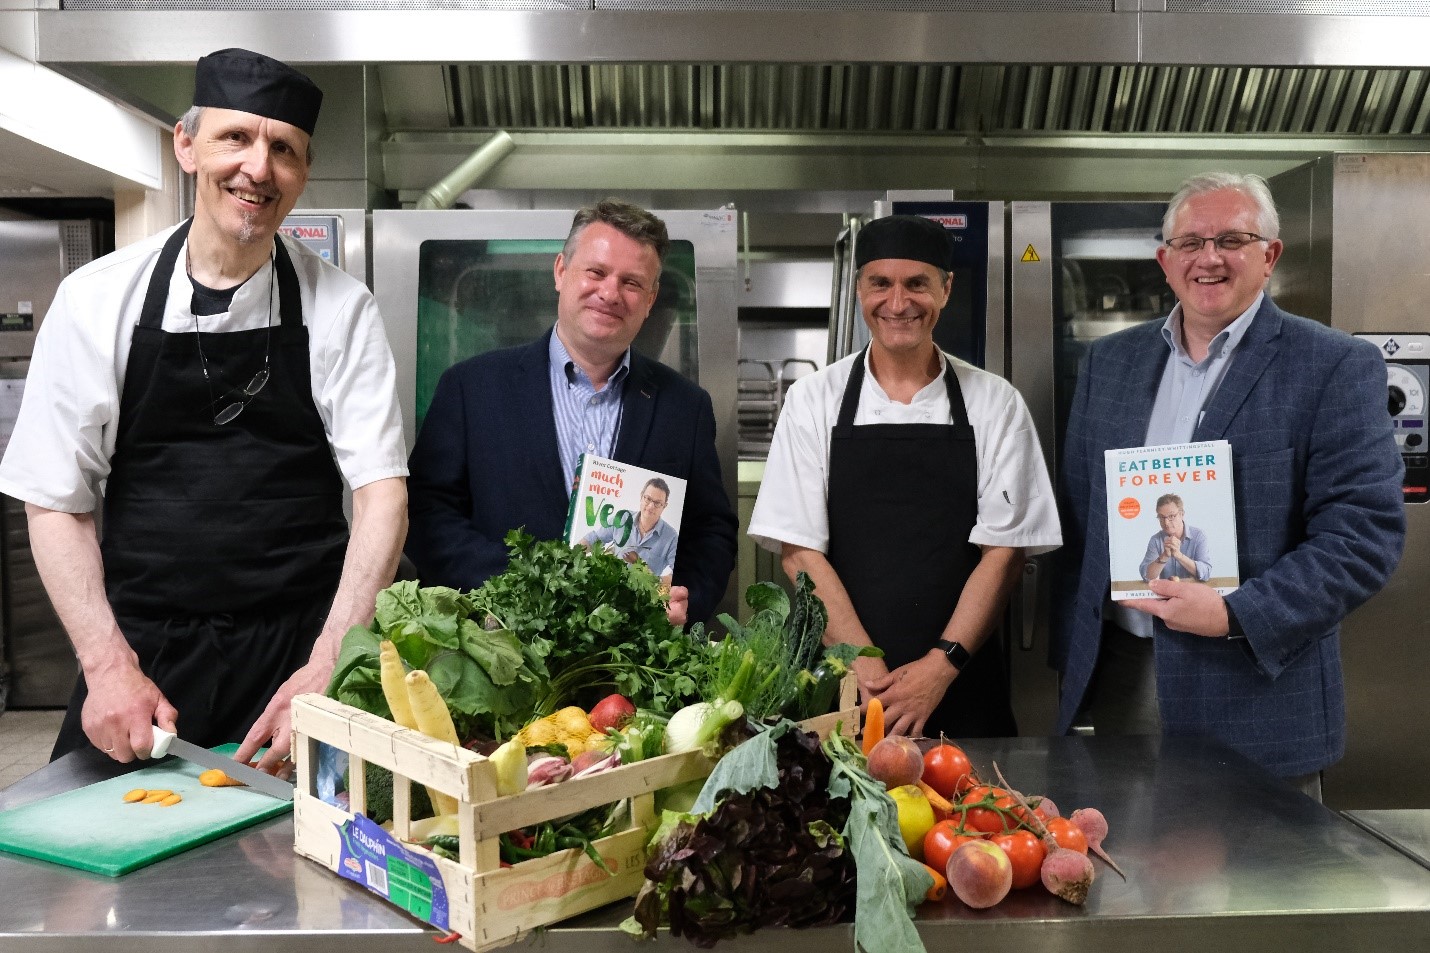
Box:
[585,517,679,577]
[548,330,630,493]
[1144,292,1263,447]
[1112,292,1261,636]
[1138,524,1213,582]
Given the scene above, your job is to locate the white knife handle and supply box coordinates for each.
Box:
[150,725,176,759]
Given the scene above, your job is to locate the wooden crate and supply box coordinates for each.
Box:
[291,681,857,953]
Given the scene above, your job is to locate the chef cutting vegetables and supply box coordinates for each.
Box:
[0,48,408,775]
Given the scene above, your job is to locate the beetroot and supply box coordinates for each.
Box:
[1070,807,1126,879]
[1041,847,1095,905]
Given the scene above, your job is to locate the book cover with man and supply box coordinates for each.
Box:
[1105,440,1240,601]
[565,453,687,585]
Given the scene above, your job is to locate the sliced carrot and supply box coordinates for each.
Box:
[140,789,173,803]
[921,862,949,902]
[199,768,246,787]
[862,697,885,756]
[122,788,148,803]
[917,780,955,814]
[159,793,182,806]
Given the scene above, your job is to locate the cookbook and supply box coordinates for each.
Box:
[565,453,686,581]
[1105,440,1240,601]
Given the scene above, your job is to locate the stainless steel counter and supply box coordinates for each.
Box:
[3,736,1430,953]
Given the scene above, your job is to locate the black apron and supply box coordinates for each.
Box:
[825,349,1016,738]
[52,219,348,759]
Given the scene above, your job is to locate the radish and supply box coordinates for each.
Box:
[992,763,1095,905]
[1070,807,1126,879]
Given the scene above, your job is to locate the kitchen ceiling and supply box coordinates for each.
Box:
[15,2,1430,200]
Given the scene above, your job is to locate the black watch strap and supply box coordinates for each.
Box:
[938,639,972,670]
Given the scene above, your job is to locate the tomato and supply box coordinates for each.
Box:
[923,820,978,876]
[1045,816,1089,854]
[959,786,1009,834]
[991,830,1047,889]
[921,743,975,799]
[993,794,1031,829]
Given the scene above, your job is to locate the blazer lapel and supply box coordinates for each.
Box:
[613,352,658,462]
[1194,298,1284,441]
[519,330,571,501]
[1109,324,1168,450]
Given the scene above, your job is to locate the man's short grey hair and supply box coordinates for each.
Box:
[180,105,315,165]
[1162,172,1279,241]
[563,200,670,263]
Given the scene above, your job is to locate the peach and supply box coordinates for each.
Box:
[948,840,1013,909]
[866,736,924,788]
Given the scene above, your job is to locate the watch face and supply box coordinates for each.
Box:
[942,640,970,668]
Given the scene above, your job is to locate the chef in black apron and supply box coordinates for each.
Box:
[749,215,1061,739]
[28,50,407,773]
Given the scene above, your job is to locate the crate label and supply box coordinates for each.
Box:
[496,845,640,911]
[336,813,450,931]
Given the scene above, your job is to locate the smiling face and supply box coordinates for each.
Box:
[1156,188,1283,333]
[1155,502,1185,538]
[638,481,668,532]
[856,258,952,358]
[175,107,311,251]
[553,221,661,370]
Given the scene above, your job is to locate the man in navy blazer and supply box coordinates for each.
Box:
[405,200,737,625]
[1053,172,1405,791]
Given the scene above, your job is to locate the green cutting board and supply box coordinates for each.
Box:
[0,746,291,877]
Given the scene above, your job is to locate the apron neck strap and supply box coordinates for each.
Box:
[138,219,193,330]
[137,219,301,330]
[836,346,964,427]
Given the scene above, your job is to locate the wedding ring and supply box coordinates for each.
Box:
[103,746,114,752]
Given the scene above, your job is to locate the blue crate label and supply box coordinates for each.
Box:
[336,813,449,930]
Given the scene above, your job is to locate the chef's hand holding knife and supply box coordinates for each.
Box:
[82,646,178,764]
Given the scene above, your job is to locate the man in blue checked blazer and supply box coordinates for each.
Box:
[405,200,737,627]
[1052,172,1405,791]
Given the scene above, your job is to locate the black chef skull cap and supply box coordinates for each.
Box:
[855,215,954,272]
[193,48,323,136]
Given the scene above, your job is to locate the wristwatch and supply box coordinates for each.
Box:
[937,639,972,671]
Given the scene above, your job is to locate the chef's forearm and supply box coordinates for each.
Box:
[936,545,1025,657]
[310,477,408,666]
[24,504,134,675]
[779,543,876,652]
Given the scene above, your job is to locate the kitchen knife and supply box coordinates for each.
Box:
[150,726,295,802]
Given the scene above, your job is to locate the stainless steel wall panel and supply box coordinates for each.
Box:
[1141,14,1430,67]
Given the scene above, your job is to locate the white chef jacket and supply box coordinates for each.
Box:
[748,349,1062,557]
[0,223,408,513]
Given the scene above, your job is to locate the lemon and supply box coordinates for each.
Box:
[887,784,936,860]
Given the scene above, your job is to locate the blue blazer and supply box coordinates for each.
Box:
[405,330,738,626]
[1052,297,1405,776]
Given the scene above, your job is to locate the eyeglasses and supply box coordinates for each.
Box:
[1163,231,1268,255]
[640,494,668,508]
[194,256,273,425]
[1156,513,1183,522]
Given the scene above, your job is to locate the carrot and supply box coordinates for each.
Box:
[159,793,183,806]
[405,669,461,815]
[122,788,148,803]
[921,862,949,902]
[140,789,173,804]
[199,768,246,787]
[862,697,885,756]
[917,780,955,814]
